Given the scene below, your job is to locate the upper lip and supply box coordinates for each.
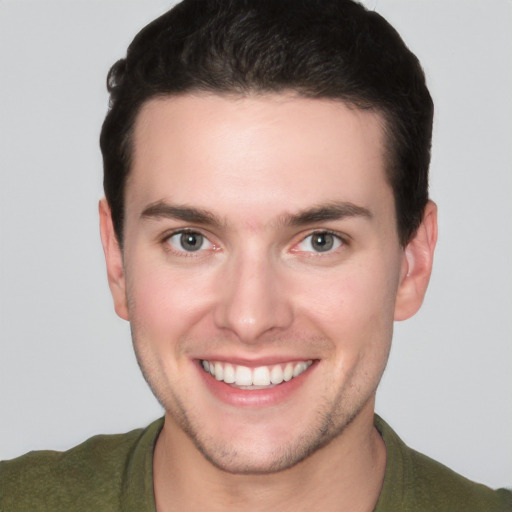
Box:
[195,355,317,367]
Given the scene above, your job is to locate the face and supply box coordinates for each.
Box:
[101,93,434,474]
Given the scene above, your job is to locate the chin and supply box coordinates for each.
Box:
[194,439,314,475]
[175,406,356,476]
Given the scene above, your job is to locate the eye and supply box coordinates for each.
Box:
[295,231,343,253]
[166,231,213,253]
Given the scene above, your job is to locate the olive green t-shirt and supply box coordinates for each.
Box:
[1,416,511,511]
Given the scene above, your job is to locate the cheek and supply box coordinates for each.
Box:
[307,270,396,323]
[298,259,399,343]
[125,256,217,340]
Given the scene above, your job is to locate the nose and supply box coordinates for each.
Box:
[213,250,294,343]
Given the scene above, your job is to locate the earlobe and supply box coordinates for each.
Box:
[99,198,129,320]
[394,200,438,321]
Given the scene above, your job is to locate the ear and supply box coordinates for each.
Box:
[99,198,129,320]
[394,200,438,321]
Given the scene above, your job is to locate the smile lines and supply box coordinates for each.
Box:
[201,360,313,388]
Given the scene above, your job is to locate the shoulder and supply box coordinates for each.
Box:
[405,445,512,511]
[0,419,163,512]
[375,415,512,512]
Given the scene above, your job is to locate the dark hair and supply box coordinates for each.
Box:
[100,0,433,246]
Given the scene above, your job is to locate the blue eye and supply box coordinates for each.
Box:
[167,231,212,252]
[296,232,343,253]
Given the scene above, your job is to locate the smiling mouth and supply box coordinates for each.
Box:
[200,359,313,389]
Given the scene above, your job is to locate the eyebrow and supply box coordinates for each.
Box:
[140,201,224,227]
[140,199,372,228]
[284,201,373,226]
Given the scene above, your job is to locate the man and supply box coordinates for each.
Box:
[1,0,510,510]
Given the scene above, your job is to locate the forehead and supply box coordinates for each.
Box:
[127,93,391,223]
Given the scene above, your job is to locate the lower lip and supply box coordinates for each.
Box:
[196,361,317,408]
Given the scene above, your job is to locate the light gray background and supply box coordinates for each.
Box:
[1,0,511,489]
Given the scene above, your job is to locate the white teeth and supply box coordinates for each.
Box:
[235,365,253,386]
[223,363,235,384]
[214,362,224,381]
[252,366,270,386]
[270,365,284,384]
[201,359,313,388]
[283,363,294,381]
[293,362,307,377]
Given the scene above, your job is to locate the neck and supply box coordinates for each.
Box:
[153,402,386,512]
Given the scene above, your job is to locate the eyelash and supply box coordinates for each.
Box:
[161,229,216,256]
[160,229,348,257]
[292,230,347,255]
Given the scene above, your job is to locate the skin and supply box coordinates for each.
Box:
[100,93,437,511]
